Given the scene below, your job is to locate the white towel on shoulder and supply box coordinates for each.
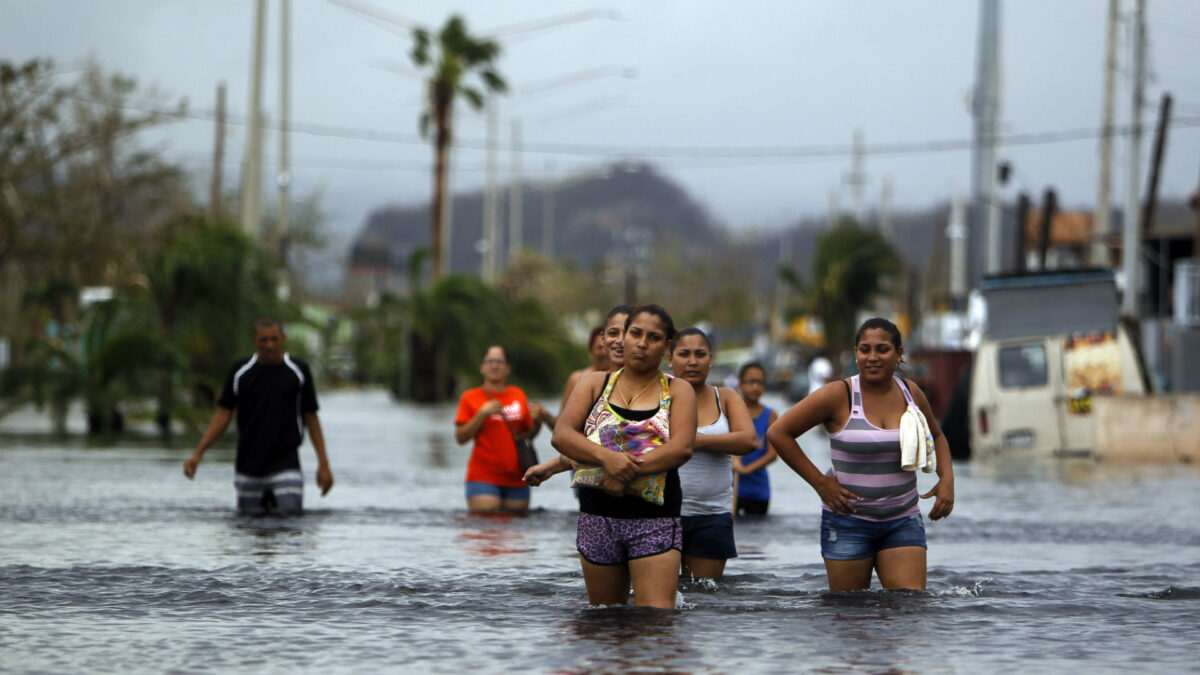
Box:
[900,404,936,473]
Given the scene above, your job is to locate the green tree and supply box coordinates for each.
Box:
[410,15,505,281]
[1,216,284,435]
[0,58,191,393]
[141,215,283,432]
[0,59,189,287]
[784,218,901,361]
[352,249,573,402]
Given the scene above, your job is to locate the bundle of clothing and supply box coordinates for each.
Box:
[900,404,936,473]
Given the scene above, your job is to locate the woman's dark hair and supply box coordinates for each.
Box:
[604,304,635,325]
[855,317,903,349]
[588,326,604,345]
[482,344,508,362]
[670,326,711,354]
[738,361,766,381]
[624,304,676,342]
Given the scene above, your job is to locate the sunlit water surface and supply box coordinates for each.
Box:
[2,390,1197,673]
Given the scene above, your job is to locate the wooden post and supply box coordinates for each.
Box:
[1037,189,1057,271]
[1013,192,1030,274]
[209,82,226,221]
[1141,93,1173,240]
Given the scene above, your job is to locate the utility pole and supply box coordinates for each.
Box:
[1143,93,1173,315]
[1141,93,1172,241]
[1013,192,1031,274]
[1193,159,1200,252]
[773,230,792,342]
[483,100,499,281]
[1037,188,1058,271]
[845,128,867,224]
[209,81,226,222]
[827,188,841,228]
[239,0,267,241]
[880,175,894,240]
[1122,0,1146,318]
[541,159,555,257]
[1092,0,1120,266]
[971,0,1002,276]
[276,0,291,260]
[509,119,524,263]
[948,180,968,310]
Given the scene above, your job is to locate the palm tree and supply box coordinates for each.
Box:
[783,218,901,362]
[411,15,505,281]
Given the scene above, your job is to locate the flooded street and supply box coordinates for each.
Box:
[3,389,1198,673]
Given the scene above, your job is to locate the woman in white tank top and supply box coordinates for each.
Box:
[669,328,758,579]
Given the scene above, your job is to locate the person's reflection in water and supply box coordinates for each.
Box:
[817,606,922,673]
[227,514,313,557]
[428,432,450,469]
[455,512,533,557]
[558,609,695,673]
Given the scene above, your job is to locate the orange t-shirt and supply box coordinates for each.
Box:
[455,385,534,487]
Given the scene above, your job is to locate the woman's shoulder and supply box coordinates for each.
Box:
[579,370,609,387]
[899,377,930,404]
[666,374,694,396]
[804,378,852,410]
[573,370,610,397]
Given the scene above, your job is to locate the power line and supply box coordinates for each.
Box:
[22,82,1200,163]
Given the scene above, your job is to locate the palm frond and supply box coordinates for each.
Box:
[460,87,484,110]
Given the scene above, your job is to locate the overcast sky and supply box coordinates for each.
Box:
[3,0,1198,241]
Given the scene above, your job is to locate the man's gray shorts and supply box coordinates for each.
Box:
[235,469,304,515]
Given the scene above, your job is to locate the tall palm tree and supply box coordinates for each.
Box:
[411,15,505,281]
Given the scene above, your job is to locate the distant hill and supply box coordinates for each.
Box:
[348,163,724,287]
[347,163,1197,319]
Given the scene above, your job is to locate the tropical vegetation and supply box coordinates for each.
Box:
[782,217,902,362]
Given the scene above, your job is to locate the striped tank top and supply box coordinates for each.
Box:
[825,375,919,522]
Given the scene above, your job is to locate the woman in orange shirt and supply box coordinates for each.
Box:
[454,345,549,512]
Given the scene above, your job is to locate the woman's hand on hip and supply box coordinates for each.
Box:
[815,474,861,514]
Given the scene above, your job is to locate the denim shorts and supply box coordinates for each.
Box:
[465,481,531,502]
[680,513,738,560]
[576,513,682,566]
[820,511,926,561]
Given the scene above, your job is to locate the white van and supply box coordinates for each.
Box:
[969,270,1150,459]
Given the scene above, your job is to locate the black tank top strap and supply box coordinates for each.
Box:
[591,371,612,410]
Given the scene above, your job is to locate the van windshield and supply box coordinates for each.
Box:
[998,343,1048,388]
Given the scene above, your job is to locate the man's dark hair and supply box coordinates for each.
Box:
[254,316,284,334]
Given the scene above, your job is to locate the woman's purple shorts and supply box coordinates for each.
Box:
[576,512,682,566]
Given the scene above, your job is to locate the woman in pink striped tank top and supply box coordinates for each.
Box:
[768,318,956,592]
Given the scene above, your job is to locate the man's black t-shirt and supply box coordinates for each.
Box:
[217,353,319,477]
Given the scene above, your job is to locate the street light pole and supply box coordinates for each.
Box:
[483,100,499,281]
[1122,0,1146,318]
[277,0,291,260]
[509,119,523,265]
[239,0,267,241]
[542,159,555,257]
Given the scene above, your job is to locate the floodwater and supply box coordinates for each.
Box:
[2,389,1198,673]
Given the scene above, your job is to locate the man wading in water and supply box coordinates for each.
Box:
[183,317,334,514]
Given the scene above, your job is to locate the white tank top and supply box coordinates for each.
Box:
[679,386,734,516]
